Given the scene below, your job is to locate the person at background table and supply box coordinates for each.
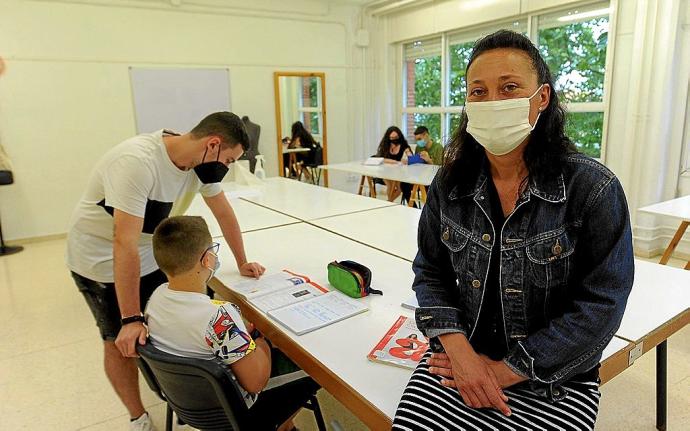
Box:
[413,125,444,165]
[66,112,266,431]
[375,126,413,202]
[290,121,319,182]
[393,30,634,431]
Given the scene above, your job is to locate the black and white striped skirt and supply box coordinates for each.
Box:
[393,352,601,431]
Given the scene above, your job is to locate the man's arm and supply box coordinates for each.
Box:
[203,192,265,278]
[113,209,146,357]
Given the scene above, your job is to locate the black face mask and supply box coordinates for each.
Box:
[389,139,401,145]
[193,146,229,184]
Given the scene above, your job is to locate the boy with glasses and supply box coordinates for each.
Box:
[146,216,318,431]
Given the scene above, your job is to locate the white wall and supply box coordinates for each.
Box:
[0,0,364,240]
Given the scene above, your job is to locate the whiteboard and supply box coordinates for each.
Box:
[129,68,231,134]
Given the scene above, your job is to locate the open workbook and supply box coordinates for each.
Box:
[367,315,429,369]
[230,270,368,336]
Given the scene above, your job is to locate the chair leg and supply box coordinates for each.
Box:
[309,395,327,431]
[165,404,173,431]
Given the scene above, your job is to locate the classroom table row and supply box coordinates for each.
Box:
[186,177,397,238]
[186,177,689,430]
[320,161,439,207]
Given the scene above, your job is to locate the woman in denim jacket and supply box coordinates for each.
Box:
[393,30,634,431]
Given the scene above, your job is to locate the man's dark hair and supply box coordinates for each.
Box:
[440,30,577,194]
[413,126,429,136]
[190,112,250,151]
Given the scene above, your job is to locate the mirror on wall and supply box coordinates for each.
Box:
[273,72,328,186]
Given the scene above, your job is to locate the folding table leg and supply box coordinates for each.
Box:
[659,221,689,265]
[357,176,365,195]
[656,341,667,431]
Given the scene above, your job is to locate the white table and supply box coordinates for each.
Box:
[184,193,300,237]
[208,222,643,429]
[210,222,418,430]
[241,177,395,221]
[311,213,690,429]
[638,195,690,269]
[618,260,690,343]
[320,161,440,207]
[617,259,690,430]
[283,148,311,154]
[310,205,421,262]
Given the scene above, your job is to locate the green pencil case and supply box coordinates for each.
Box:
[327,260,382,298]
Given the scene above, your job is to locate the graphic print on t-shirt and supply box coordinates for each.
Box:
[205,306,256,360]
[97,198,173,234]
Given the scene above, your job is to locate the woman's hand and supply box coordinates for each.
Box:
[434,333,512,415]
[479,355,528,388]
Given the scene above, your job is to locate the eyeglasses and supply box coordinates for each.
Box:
[200,242,220,262]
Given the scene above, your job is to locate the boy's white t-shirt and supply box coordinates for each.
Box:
[66,130,222,282]
[145,284,258,407]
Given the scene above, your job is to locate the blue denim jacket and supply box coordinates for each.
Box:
[413,153,634,401]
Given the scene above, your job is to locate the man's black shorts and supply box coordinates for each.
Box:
[71,270,167,341]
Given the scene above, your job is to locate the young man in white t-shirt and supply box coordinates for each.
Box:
[146,216,319,431]
[67,112,266,430]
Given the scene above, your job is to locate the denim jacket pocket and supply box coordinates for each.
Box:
[440,219,470,272]
[526,229,574,290]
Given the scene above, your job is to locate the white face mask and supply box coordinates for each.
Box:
[203,253,220,284]
[465,84,544,156]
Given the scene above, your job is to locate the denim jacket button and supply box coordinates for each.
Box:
[472,279,481,288]
[442,228,450,241]
[482,233,491,242]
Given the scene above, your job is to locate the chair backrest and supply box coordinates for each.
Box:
[136,343,250,431]
[308,144,324,167]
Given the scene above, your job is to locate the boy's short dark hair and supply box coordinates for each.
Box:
[153,216,211,277]
[190,112,250,151]
[413,126,429,136]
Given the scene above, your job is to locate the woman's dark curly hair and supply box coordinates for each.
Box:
[376,126,408,157]
[439,30,577,194]
[290,121,318,149]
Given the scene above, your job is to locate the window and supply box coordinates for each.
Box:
[538,2,610,157]
[400,2,610,159]
[403,37,442,141]
[405,113,441,144]
[299,77,323,141]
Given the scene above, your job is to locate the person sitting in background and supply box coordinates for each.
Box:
[290,121,319,182]
[375,126,413,202]
[413,125,444,165]
[146,216,320,431]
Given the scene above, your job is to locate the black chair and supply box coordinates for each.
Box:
[136,343,326,431]
[298,144,324,185]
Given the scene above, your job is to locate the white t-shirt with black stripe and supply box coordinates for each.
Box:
[66,130,221,282]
